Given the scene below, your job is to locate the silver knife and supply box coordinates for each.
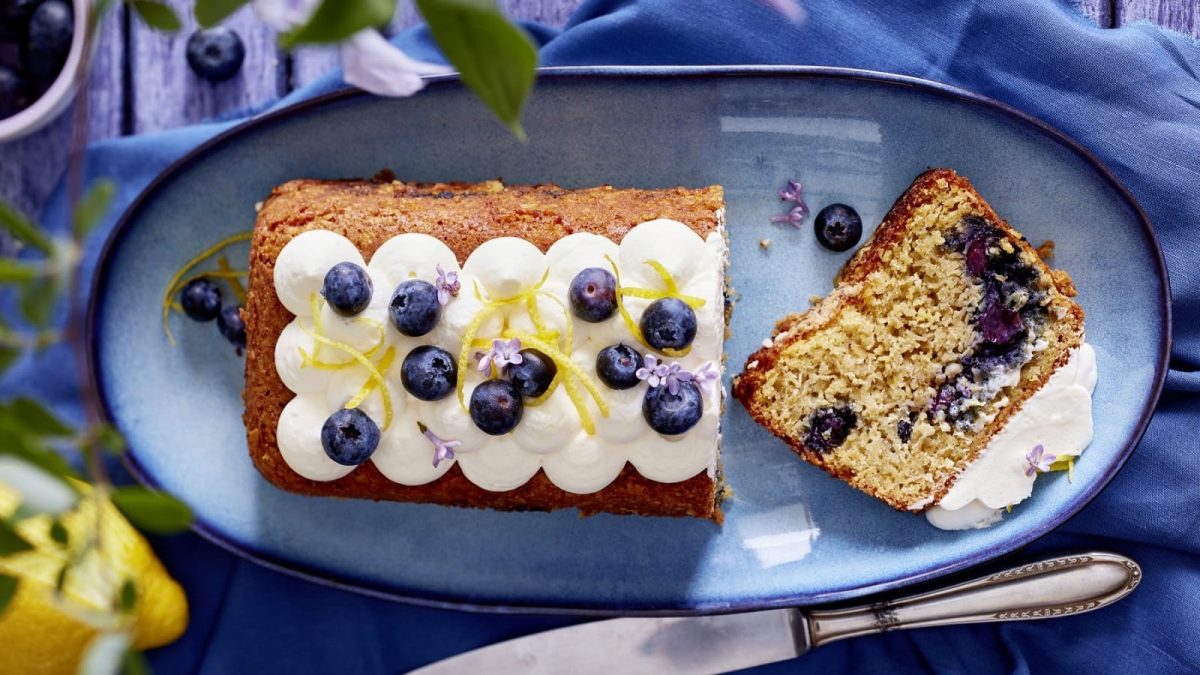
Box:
[410,551,1140,674]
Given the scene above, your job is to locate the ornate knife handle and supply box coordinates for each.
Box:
[805,552,1141,648]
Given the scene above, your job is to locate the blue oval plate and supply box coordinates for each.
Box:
[88,66,1169,614]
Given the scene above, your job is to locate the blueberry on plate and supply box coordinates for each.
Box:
[507,348,556,398]
[320,408,380,466]
[389,279,441,337]
[180,278,222,322]
[639,297,697,352]
[469,379,524,435]
[217,306,246,349]
[814,204,863,252]
[0,65,30,119]
[568,267,618,323]
[186,27,245,83]
[321,261,373,316]
[25,0,73,84]
[596,343,643,390]
[643,380,703,435]
[401,345,457,401]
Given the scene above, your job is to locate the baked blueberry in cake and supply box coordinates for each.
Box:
[734,169,1094,529]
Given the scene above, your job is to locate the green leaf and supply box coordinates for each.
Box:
[121,647,151,675]
[415,0,537,140]
[8,398,73,437]
[110,487,194,535]
[0,574,18,615]
[18,277,58,329]
[49,519,69,547]
[118,578,138,613]
[195,0,248,27]
[0,259,40,282]
[96,423,127,455]
[0,347,20,376]
[73,180,116,241]
[0,421,80,485]
[129,0,182,32]
[0,200,53,253]
[281,0,395,47]
[0,519,33,555]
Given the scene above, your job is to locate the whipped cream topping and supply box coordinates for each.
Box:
[925,342,1097,530]
[272,219,727,494]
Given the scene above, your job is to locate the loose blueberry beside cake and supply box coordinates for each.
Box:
[734,169,1093,529]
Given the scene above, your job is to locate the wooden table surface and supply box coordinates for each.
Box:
[1,0,1195,218]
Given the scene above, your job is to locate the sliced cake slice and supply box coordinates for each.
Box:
[733,169,1086,516]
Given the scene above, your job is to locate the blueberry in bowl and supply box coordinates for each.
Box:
[0,0,91,142]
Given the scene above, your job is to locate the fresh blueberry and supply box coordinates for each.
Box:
[389,280,441,337]
[217,305,246,349]
[568,267,618,323]
[180,278,222,322]
[804,406,857,452]
[596,343,643,390]
[1,0,41,39]
[186,27,245,83]
[320,408,380,466]
[897,419,913,444]
[642,380,703,435]
[639,297,697,352]
[25,0,73,84]
[507,349,556,398]
[400,345,456,401]
[321,261,372,317]
[469,379,524,435]
[0,65,29,118]
[814,204,863,252]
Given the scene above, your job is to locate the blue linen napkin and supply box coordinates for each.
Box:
[16,0,1200,671]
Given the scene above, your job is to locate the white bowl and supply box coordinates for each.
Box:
[0,0,94,143]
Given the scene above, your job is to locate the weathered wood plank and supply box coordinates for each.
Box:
[1076,0,1115,27]
[0,5,126,218]
[128,1,285,134]
[292,0,581,89]
[1118,0,1200,36]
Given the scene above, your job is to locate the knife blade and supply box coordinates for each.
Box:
[409,551,1141,675]
[410,609,808,675]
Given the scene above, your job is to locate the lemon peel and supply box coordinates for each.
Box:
[345,347,397,411]
[299,321,393,430]
[161,231,252,346]
[507,330,608,435]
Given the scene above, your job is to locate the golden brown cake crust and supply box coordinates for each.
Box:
[243,178,726,521]
[733,169,1085,511]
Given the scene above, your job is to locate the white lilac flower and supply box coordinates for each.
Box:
[435,264,460,305]
[253,0,451,98]
[1024,444,1056,477]
[419,422,461,468]
[478,338,523,375]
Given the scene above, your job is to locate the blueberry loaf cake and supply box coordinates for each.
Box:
[243,178,728,521]
[734,169,1094,529]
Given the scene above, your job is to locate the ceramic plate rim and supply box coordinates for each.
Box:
[85,65,1172,616]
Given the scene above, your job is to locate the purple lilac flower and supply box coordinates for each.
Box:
[419,422,461,468]
[770,204,810,229]
[635,354,670,388]
[477,338,523,375]
[778,179,803,202]
[435,264,460,305]
[690,361,720,390]
[1024,444,1056,477]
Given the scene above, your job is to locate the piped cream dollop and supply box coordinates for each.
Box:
[271,220,727,494]
[926,342,1097,530]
